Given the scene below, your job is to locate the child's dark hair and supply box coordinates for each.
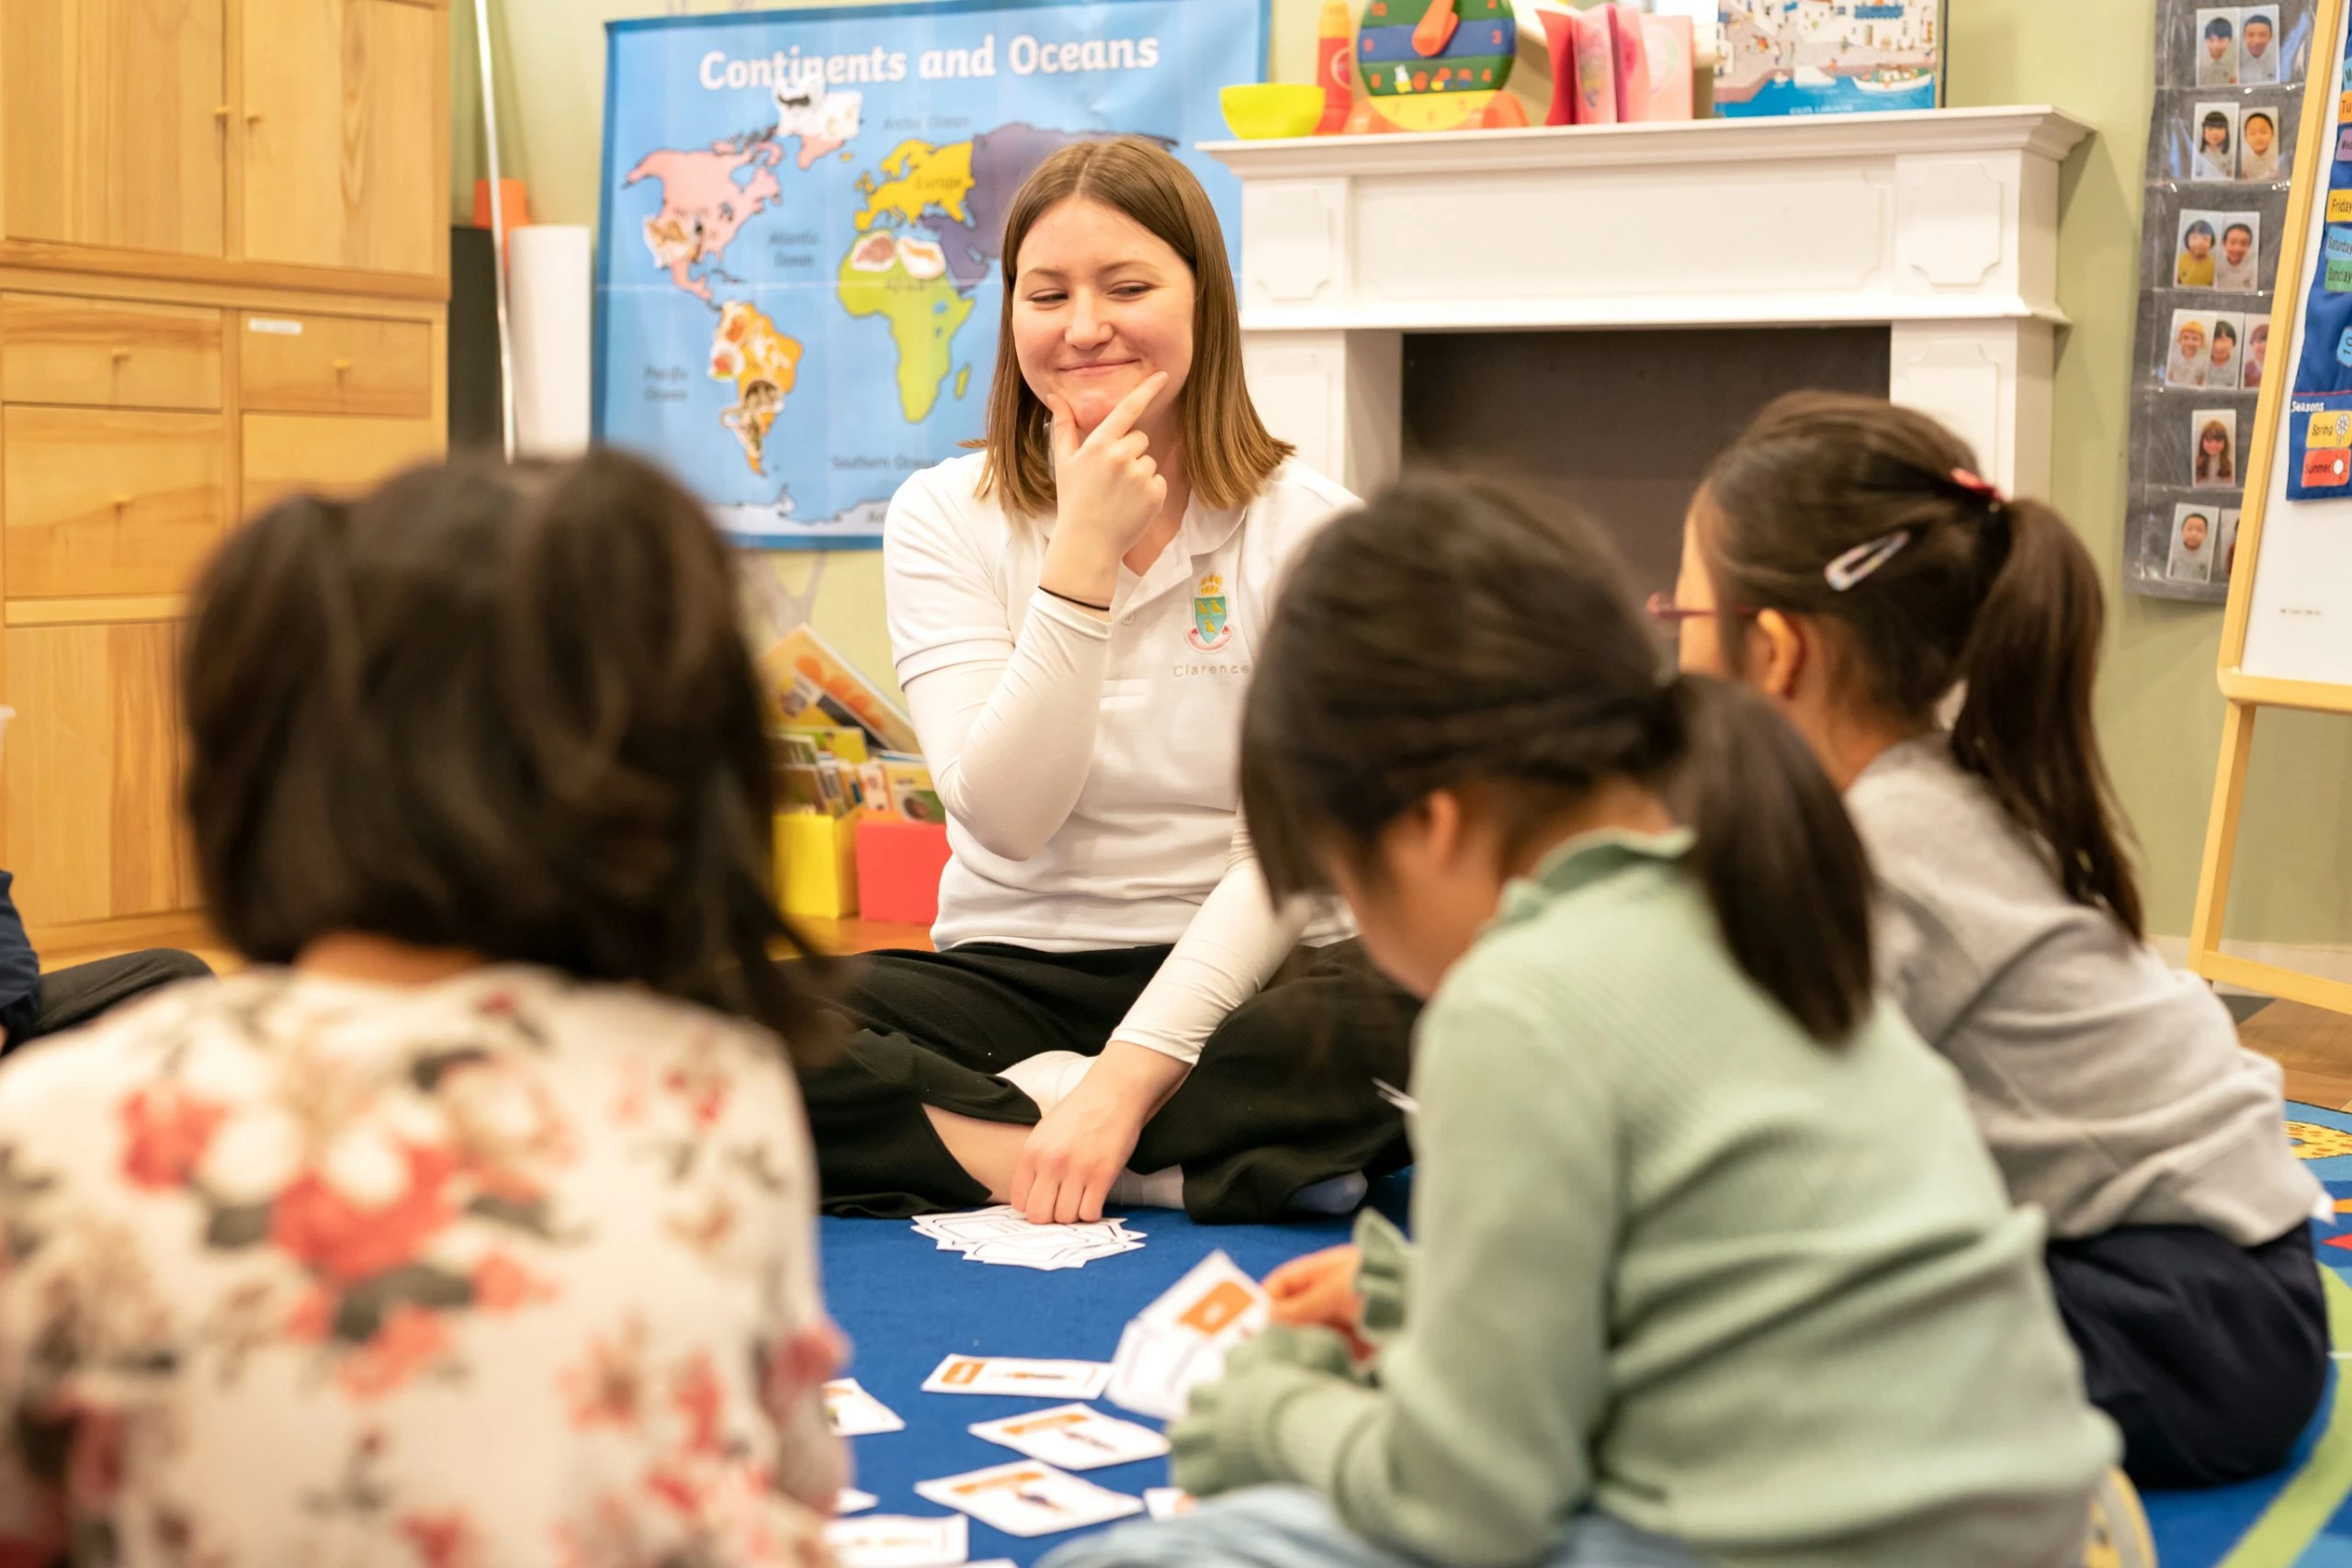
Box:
[1240,476,1873,1044]
[183,450,830,1053]
[1698,391,2143,938]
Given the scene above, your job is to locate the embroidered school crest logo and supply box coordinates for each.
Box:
[1187,572,1232,652]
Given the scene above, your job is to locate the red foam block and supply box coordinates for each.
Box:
[855,817,952,926]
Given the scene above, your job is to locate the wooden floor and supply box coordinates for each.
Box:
[2242,998,2352,1110]
[35,918,2352,1110]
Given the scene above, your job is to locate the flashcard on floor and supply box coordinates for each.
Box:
[837,1487,879,1515]
[915,1460,1146,1538]
[1146,1487,1195,1519]
[922,1354,1114,1400]
[826,1378,908,1437]
[1106,1251,1271,1419]
[823,1512,968,1567]
[913,1206,1146,1271]
[967,1403,1172,1470]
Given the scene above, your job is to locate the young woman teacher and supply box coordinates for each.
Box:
[800,138,1418,1226]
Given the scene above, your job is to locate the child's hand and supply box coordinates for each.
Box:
[1265,1246,1370,1356]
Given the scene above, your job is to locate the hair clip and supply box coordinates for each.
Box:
[1949,468,2007,509]
[1825,529,1912,592]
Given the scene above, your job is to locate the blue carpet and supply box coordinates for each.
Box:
[820,1175,1409,1563]
[823,1115,2352,1568]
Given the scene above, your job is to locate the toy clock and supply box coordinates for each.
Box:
[1355,0,1521,131]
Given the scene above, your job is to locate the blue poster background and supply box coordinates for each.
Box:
[594,0,1264,547]
[2287,27,2352,500]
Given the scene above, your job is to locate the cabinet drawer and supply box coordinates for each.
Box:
[239,312,433,417]
[3,408,229,598]
[1,295,224,411]
[242,412,442,514]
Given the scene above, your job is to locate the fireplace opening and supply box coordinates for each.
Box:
[1400,326,1894,604]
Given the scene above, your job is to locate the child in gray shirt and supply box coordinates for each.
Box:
[1669,390,2325,1490]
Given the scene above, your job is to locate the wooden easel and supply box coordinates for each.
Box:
[2191,0,2352,1012]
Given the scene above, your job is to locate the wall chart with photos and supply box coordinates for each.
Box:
[2127,0,2316,600]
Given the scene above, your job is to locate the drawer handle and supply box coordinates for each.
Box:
[112,495,130,512]
[332,357,353,373]
[244,111,264,127]
[109,348,130,363]
[213,105,231,121]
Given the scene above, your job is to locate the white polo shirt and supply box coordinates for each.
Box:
[885,452,1354,954]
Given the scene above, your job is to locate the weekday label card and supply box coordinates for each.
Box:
[823,1513,968,1568]
[967,1403,1171,1470]
[921,1354,1114,1401]
[825,1378,907,1437]
[915,1460,1145,1537]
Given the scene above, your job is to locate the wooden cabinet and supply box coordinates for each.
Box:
[239,310,432,416]
[243,411,440,513]
[243,0,443,277]
[2,0,230,259]
[3,621,194,928]
[0,297,224,411]
[5,409,230,598]
[0,0,446,948]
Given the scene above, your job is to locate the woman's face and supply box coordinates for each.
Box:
[1012,197,1196,438]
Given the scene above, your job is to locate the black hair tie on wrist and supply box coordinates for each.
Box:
[1041,585,1113,614]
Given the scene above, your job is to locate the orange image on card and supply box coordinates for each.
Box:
[1177,1280,1258,1336]
[941,1359,983,1385]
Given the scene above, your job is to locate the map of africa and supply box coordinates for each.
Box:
[594,6,1252,548]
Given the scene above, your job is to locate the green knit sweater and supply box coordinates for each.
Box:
[1170,831,2118,1568]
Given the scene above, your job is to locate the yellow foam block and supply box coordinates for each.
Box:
[776,811,861,919]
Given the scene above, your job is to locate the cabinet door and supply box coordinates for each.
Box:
[242,412,440,514]
[242,0,439,276]
[3,0,229,256]
[4,621,193,928]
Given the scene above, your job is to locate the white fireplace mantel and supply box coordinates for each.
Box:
[1204,107,2095,500]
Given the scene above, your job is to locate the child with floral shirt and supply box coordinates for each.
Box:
[0,453,844,1565]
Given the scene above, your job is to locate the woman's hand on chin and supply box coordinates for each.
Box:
[1040,373,1170,591]
[1009,1039,1187,1224]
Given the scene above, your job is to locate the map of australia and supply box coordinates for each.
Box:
[594,7,1251,548]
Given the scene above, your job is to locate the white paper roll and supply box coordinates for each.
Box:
[508,224,593,457]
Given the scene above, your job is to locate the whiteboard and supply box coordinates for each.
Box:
[2243,1,2352,680]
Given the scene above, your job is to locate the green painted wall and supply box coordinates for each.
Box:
[453,0,2352,944]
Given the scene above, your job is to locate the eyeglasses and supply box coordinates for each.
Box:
[1644,592,1757,625]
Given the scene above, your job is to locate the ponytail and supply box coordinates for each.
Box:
[1669,674,1875,1043]
[1702,392,2143,938]
[1951,500,2144,936]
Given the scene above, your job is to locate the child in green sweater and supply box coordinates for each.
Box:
[1042,478,2120,1568]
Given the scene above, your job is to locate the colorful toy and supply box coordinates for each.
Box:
[1219,83,1328,139]
[1356,0,1516,132]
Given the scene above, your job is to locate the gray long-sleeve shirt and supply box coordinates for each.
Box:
[1847,736,2319,1246]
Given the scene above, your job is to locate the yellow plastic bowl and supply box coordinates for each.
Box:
[1221,83,1326,140]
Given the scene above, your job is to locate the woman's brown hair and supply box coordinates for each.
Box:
[1698,391,2144,937]
[1241,477,1875,1044]
[973,136,1290,515]
[182,450,829,1054]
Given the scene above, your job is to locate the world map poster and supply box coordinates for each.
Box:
[594,0,1265,548]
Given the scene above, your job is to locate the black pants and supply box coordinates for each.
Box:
[800,941,1419,1223]
[5,950,214,1056]
[2047,1220,2329,1489]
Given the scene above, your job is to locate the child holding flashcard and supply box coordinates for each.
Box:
[1044,479,2121,1568]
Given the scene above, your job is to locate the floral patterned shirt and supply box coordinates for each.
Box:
[0,965,841,1567]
